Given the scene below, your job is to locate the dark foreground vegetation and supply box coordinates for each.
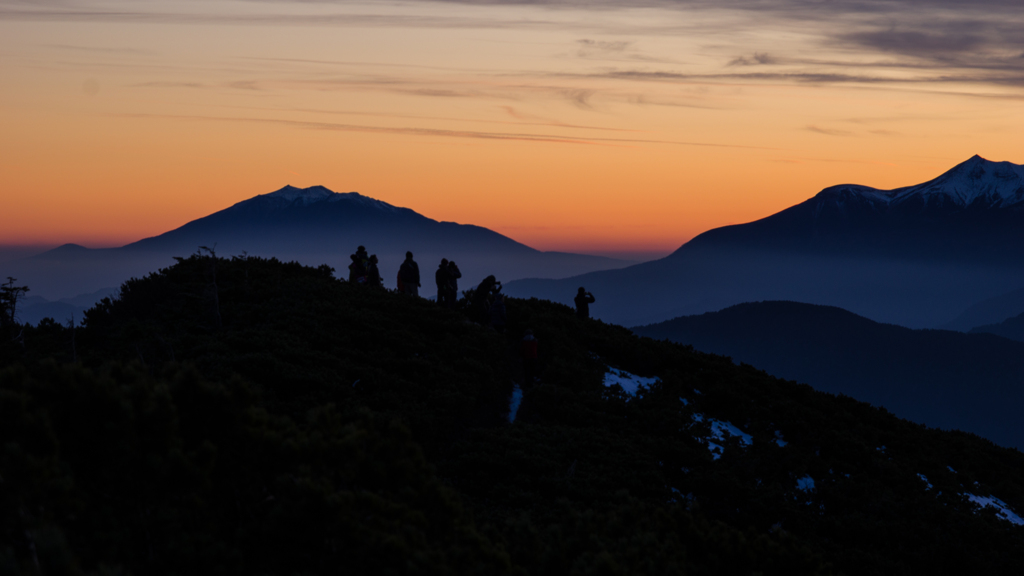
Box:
[3,255,1024,575]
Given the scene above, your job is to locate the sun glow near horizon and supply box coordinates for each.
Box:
[3,0,1024,253]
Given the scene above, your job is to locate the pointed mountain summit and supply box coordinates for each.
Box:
[679,155,1024,262]
[506,156,1024,328]
[888,155,1024,208]
[802,155,1024,214]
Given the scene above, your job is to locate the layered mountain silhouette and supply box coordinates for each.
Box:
[970,309,1024,343]
[10,185,629,304]
[16,287,119,327]
[944,286,1024,332]
[633,300,1024,449]
[506,156,1024,328]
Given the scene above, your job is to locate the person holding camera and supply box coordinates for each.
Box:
[574,287,596,319]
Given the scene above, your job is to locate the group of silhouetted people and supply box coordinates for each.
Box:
[348,247,423,296]
[435,259,463,308]
[343,245,599,394]
[348,246,383,288]
[345,246,596,327]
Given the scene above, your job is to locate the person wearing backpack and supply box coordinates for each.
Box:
[367,255,383,288]
[436,259,451,306]
[446,260,462,308]
[348,254,366,284]
[399,251,421,296]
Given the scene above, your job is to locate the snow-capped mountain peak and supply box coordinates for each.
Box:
[259,185,401,212]
[811,156,1024,215]
[265,185,336,205]
[891,155,1024,208]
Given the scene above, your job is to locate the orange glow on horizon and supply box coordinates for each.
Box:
[3,2,1024,254]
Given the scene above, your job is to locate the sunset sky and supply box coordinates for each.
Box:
[3,0,1024,258]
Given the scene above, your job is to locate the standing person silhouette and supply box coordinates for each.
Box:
[435,258,450,306]
[348,254,366,284]
[574,287,595,319]
[446,260,462,308]
[367,255,382,288]
[399,251,421,297]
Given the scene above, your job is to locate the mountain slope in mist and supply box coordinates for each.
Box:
[505,156,1024,328]
[633,300,1024,449]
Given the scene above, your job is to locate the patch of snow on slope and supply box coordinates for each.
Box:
[774,431,788,447]
[796,476,816,493]
[918,474,933,490]
[508,384,523,423]
[603,368,659,397]
[892,156,1024,208]
[264,186,403,211]
[692,413,752,460]
[966,494,1024,526]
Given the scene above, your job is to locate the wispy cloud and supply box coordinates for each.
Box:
[112,112,781,150]
[132,81,206,89]
[9,0,1024,94]
[728,52,775,66]
[805,125,854,137]
[45,43,153,55]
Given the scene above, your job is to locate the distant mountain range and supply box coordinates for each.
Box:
[943,285,1024,332]
[17,287,119,327]
[506,156,1024,328]
[633,300,1024,449]
[970,309,1024,343]
[7,185,630,309]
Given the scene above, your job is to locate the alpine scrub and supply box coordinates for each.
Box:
[2,254,1023,575]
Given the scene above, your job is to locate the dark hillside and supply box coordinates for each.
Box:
[633,301,1024,449]
[3,257,1024,574]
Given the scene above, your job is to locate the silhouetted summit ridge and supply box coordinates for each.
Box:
[259,185,402,211]
[815,155,1024,211]
[677,155,1024,261]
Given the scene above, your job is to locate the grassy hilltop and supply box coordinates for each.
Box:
[3,254,1024,575]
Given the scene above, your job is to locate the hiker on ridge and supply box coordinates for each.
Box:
[472,275,501,323]
[367,255,382,288]
[436,259,450,306]
[446,260,462,308]
[399,251,421,296]
[574,287,595,319]
[348,254,366,284]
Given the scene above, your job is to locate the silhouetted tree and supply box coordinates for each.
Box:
[0,276,29,330]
